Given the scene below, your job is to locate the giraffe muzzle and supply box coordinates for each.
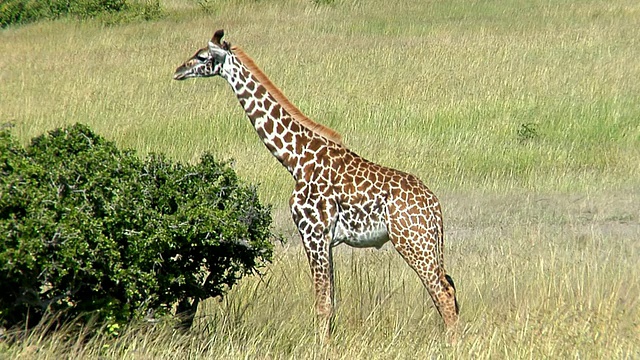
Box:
[173,67,188,80]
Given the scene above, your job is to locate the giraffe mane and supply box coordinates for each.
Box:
[231,46,344,146]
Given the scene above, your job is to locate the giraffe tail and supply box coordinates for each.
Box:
[445,274,460,314]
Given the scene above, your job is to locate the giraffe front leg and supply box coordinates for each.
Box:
[290,185,338,342]
[302,235,335,343]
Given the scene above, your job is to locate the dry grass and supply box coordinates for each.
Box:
[3,191,638,358]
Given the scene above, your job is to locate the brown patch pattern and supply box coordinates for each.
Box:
[173,31,459,341]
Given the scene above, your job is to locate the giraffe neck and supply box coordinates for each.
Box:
[220,54,326,179]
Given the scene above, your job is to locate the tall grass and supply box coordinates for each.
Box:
[1,0,639,358]
[2,0,639,204]
[3,193,638,358]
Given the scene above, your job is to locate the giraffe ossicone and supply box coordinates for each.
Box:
[174,29,459,340]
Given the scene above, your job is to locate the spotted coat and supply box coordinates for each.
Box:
[174,29,459,340]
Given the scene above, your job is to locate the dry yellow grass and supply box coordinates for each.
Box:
[3,191,638,358]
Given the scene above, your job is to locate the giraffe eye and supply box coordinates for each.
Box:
[196,52,209,61]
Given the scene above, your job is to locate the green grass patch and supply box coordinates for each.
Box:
[2,0,638,203]
[0,0,163,28]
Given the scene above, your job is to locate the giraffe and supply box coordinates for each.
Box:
[173,29,459,340]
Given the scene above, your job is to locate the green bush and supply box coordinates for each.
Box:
[0,0,162,28]
[0,123,275,331]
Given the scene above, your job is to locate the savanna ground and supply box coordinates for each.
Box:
[1,0,639,358]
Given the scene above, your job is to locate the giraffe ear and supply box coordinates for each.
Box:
[211,29,225,47]
[208,44,227,61]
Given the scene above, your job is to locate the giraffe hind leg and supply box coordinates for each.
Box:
[444,274,460,315]
[390,238,459,331]
[431,274,459,330]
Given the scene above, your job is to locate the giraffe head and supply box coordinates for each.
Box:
[173,29,231,80]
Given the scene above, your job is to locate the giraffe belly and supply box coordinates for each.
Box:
[332,217,389,249]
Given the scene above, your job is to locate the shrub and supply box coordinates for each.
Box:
[0,0,162,28]
[0,123,275,331]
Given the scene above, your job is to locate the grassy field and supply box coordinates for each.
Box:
[1,0,639,358]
